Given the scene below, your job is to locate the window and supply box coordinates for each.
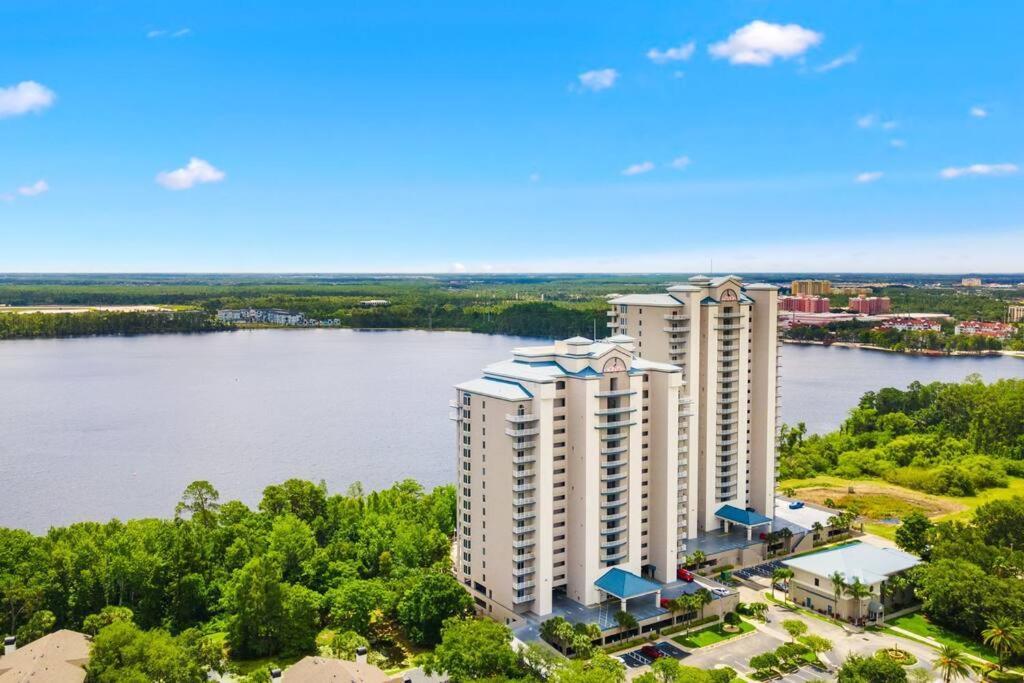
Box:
[556,381,566,390]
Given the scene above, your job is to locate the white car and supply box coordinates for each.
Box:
[711,587,731,597]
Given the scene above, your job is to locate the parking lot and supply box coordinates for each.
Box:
[618,641,689,668]
[734,559,786,581]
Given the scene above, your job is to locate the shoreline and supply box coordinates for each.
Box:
[781,338,1023,359]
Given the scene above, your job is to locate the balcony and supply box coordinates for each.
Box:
[514,552,535,562]
[514,469,536,480]
[513,496,535,506]
[512,483,536,493]
[505,426,540,438]
[512,538,536,549]
[448,412,462,421]
[512,593,535,604]
[600,498,627,508]
[601,510,627,522]
[602,523,628,535]
[512,440,536,450]
[601,537,627,549]
[597,419,636,429]
[602,549,628,562]
[595,388,636,398]
[663,326,689,333]
[601,445,628,456]
[594,406,637,417]
[678,432,689,442]
[717,407,737,416]
[512,453,535,465]
[512,525,536,535]
[512,565,535,578]
[601,458,625,469]
[512,510,535,522]
[513,580,536,591]
[602,483,628,495]
[602,472,627,483]
[606,310,619,317]
[664,314,688,321]
[506,413,539,423]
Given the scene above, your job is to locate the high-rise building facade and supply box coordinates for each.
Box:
[452,276,779,623]
[791,279,831,296]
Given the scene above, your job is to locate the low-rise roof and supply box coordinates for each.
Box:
[455,376,532,400]
[0,630,90,683]
[595,568,661,599]
[783,543,920,585]
[284,656,395,683]
[607,293,684,307]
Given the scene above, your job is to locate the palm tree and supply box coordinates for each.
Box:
[982,617,1024,672]
[695,588,713,621]
[933,645,972,683]
[772,567,794,602]
[828,570,846,614]
[691,550,706,570]
[811,521,824,542]
[843,578,871,623]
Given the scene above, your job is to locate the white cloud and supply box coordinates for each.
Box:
[156,157,226,190]
[855,171,883,184]
[670,156,691,170]
[577,68,618,92]
[890,139,906,149]
[450,262,467,273]
[939,163,1018,180]
[857,114,898,130]
[622,161,655,176]
[0,81,57,118]
[17,180,49,196]
[148,27,191,39]
[709,20,822,66]
[815,47,859,73]
[647,42,696,64]
[970,106,988,118]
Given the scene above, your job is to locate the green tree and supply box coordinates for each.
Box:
[981,618,1024,672]
[837,653,907,683]
[614,610,638,634]
[279,583,322,657]
[225,555,285,658]
[895,512,934,559]
[782,619,808,642]
[83,606,135,636]
[772,567,794,601]
[396,571,474,645]
[87,621,211,683]
[329,630,370,660]
[694,588,713,621]
[268,514,316,583]
[843,578,872,622]
[933,645,972,683]
[422,617,521,683]
[649,656,681,683]
[325,579,396,636]
[16,609,55,645]
[550,651,626,683]
[749,652,781,675]
[174,481,221,527]
[799,634,834,663]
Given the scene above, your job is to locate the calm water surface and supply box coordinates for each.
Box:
[2,330,1022,531]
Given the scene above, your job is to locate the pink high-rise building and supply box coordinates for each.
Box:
[779,295,830,313]
[849,296,891,315]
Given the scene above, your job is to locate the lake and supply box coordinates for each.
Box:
[2,330,1022,532]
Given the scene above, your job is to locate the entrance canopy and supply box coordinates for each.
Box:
[715,504,772,541]
[594,568,660,600]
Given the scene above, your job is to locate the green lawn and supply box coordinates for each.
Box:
[888,613,999,664]
[673,620,754,648]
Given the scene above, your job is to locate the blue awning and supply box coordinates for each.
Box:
[594,568,661,599]
[715,504,772,527]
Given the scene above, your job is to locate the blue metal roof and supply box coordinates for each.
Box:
[594,568,661,599]
[715,504,772,527]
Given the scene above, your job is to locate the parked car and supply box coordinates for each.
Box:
[641,644,664,660]
[712,587,731,597]
[660,597,672,609]
[789,500,805,509]
[676,568,695,582]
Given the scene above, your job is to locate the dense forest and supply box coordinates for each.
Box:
[779,377,1024,496]
[785,320,1022,352]
[0,310,229,339]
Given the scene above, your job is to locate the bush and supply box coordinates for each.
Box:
[724,611,741,626]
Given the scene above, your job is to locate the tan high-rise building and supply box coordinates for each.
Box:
[451,276,779,624]
[791,279,831,296]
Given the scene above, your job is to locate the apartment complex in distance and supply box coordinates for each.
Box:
[779,294,830,313]
[791,279,831,296]
[451,276,779,625]
[848,296,891,315]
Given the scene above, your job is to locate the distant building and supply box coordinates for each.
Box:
[779,295,830,313]
[359,299,391,307]
[880,317,941,332]
[791,279,831,296]
[961,277,983,287]
[1008,305,1024,323]
[782,544,919,624]
[832,286,873,297]
[779,312,857,328]
[0,630,90,682]
[955,321,1016,340]
[848,296,891,315]
[216,308,306,326]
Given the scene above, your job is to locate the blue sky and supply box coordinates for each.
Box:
[1,1,1022,272]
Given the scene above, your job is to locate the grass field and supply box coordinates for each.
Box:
[673,620,755,648]
[887,613,1000,664]
[778,475,1024,539]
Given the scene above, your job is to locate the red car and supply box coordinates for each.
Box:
[660,597,671,609]
[676,568,694,582]
[641,644,664,660]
